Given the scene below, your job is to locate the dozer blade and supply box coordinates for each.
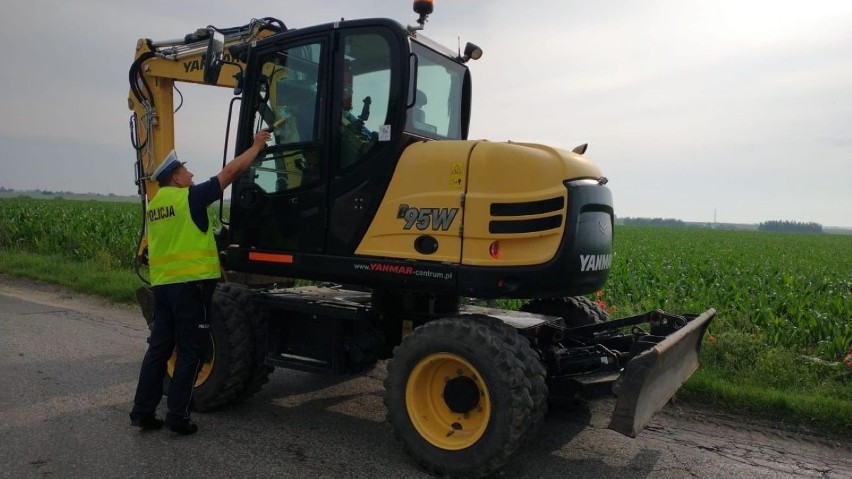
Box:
[607,308,716,437]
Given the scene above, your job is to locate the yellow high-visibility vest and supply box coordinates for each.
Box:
[147,187,220,286]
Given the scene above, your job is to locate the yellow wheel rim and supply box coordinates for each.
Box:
[405,353,491,450]
[166,334,215,387]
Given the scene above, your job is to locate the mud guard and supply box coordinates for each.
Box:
[608,308,716,437]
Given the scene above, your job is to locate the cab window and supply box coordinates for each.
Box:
[339,33,392,168]
[406,42,466,140]
[251,42,322,193]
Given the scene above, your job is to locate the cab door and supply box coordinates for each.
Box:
[230,36,330,253]
[325,26,408,254]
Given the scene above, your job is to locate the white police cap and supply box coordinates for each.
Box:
[151,150,185,182]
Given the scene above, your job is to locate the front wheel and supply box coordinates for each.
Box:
[384,315,536,478]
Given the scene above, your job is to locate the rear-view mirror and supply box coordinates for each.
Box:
[204,30,225,85]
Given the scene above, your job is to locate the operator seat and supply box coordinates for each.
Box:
[413,89,427,123]
[407,89,435,135]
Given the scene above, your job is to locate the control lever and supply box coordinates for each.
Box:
[359,96,372,122]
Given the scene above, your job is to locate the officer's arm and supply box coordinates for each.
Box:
[217,130,271,191]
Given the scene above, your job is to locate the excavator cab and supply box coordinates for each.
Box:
[217,19,472,277]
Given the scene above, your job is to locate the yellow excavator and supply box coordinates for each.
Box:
[128,2,715,477]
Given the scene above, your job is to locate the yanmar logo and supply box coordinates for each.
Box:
[353,262,453,281]
[369,263,414,275]
[579,254,612,272]
[183,54,237,73]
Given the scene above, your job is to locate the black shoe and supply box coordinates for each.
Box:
[130,413,164,431]
[166,417,198,435]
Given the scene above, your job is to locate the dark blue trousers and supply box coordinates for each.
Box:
[132,280,215,422]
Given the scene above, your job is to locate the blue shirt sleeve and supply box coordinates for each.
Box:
[188,176,222,233]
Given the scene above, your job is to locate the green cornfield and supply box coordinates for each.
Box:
[0,196,219,269]
[1,197,850,361]
[605,227,851,362]
[0,197,143,269]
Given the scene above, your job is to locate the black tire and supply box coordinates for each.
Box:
[384,315,535,478]
[165,283,252,411]
[514,337,548,441]
[223,283,274,403]
[521,296,610,327]
[521,296,610,407]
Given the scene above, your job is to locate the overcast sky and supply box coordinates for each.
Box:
[1,0,850,226]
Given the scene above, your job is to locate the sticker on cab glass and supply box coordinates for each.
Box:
[379,125,391,141]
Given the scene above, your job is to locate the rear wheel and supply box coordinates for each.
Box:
[384,315,535,478]
[165,283,252,411]
[521,296,609,327]
[522,296,610,406]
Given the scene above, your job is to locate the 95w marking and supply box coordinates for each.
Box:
[397,204,459,231]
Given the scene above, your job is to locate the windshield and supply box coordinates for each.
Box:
[406,42,466,140]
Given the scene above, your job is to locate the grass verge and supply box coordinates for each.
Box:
[681,370,851,437]
[681,330,851,436]
[1,250,849,438]
[0,250,140,303]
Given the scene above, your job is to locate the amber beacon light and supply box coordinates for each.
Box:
[412,0,434,30]
[414,0,434,16]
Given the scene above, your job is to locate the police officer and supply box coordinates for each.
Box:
[130,129,271,435]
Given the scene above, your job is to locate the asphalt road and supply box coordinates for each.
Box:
[0,277,849,478]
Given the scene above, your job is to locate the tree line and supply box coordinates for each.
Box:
[621,217,687,227]
[758,220,822,233]
[620,217,825,233]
